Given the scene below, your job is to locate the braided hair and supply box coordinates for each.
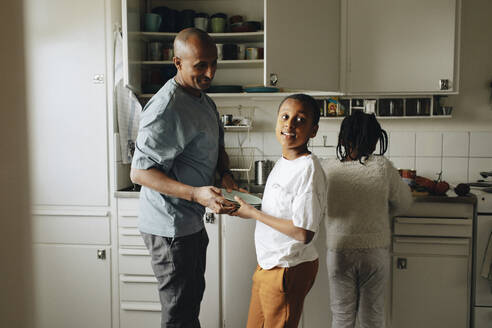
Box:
[336,110,388,163]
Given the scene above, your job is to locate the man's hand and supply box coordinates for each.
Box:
[191,186,238,214]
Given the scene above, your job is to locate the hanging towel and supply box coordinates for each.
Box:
[114,25,142,164]
[480,232,492,280]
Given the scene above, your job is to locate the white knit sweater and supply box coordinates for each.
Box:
[321,155,412,250]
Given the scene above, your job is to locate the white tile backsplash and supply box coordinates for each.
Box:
[416,132,442,156]
[389,157,416,170]
[442,158,469,184]
[443,132,469,157]
[468,158,492,182]
[263,132,281,156]
[389,132,415,157]
[415,157,442,180]
[470,132,492,157]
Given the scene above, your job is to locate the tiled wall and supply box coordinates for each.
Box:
[223,130,492,185]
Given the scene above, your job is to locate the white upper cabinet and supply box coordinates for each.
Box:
[265,0,340,92]
[25,0,109,206]
[345,0,458,93]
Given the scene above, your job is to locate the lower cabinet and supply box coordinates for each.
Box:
[116,198,220,328]
[32,212,112,328]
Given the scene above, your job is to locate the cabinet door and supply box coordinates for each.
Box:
[24,0,109,206]
[122,0,143,92]
[392,254,469,328]
[200,212,221,328]
[33,244,111,328]
[265,0,340,91]
[221,214,257,327]
[346,0,457,93]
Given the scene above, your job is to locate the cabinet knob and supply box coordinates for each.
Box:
[439,79,449,90]
[269,73,278,86]
[97,249,106,260]
[205,213,215,224]
[397,257,407,270]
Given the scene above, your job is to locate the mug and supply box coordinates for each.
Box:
[211,17,226,33]
[245,47,258,60]
[148,41,163,61]
[216,44,223,60]
[144,13,162,32]
[194,17,209,31]
[237,44,246,60]
[162,48,174,61]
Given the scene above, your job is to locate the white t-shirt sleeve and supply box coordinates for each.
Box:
[291,164,323,232]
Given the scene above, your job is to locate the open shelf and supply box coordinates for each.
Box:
[131,31,264,43]
[137,59,263,68]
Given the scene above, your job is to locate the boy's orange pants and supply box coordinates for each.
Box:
[246,259,319,328]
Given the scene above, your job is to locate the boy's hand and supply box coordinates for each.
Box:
[230,196,258,219]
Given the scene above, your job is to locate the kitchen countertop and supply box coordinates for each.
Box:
[115,188,477,205]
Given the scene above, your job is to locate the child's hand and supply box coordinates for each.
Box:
[230,196,258,219]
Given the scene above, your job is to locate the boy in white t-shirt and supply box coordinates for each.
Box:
[232,94,327,328]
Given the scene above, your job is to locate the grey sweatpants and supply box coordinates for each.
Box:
[327,248,389,328]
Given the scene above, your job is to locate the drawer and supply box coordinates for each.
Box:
[393,237,470,256]
[120,302,160,328]
[394,217,472,237]
[118,198,140,212]
[119,248,153,275]
[119,227,145,247]
[32,211,110,244]
[120,275,158,302]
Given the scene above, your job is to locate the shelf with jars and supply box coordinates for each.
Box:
[316,96,453,120]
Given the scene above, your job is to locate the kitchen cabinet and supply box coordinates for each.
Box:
[32,211,112,328]
[123,0,264,96]
[116,197,220,328]
[345,0,459,94]
[391,201,473,328]
[25,0,109,207]
[264,0,340,92]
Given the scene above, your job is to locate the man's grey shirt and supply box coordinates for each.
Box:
[132,78,224,237]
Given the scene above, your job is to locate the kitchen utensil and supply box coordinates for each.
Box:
[148,41,163,61]
[162,47,173,61]
[221,114,233,126]
[229,15,243,25]
[211,13,227,33]
[144,13,162,32]
[244,86,279,93]
[151,6,178,32]
[245,47,259,60]
[193,13,209,31]
[178,9,195,30]
[223,44,238,60]
[237,44,246,60]
[206,85,243,93]
[398,169,416,186]
[220,188,262,208]
[255,160,273,185]
[216,43,223,60]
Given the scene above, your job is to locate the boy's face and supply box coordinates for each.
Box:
[275,99,318,156]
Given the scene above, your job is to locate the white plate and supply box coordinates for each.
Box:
[220,189,262,207]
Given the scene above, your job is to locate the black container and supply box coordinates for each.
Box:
[222,43,238,60]
[178,9,195,31]
[152,6,178,32]
[379,99,403,116]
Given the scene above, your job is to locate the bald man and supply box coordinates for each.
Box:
[131,28,240,327]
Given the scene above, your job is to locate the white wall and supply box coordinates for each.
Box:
[0,1,33,327]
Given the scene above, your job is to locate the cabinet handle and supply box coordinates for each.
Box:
[439,79,449,90]
[97,249,106,260]
[397,257,407,270]
[205,213,215,224]
[269,73,278,86]
[93,74,105,84]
